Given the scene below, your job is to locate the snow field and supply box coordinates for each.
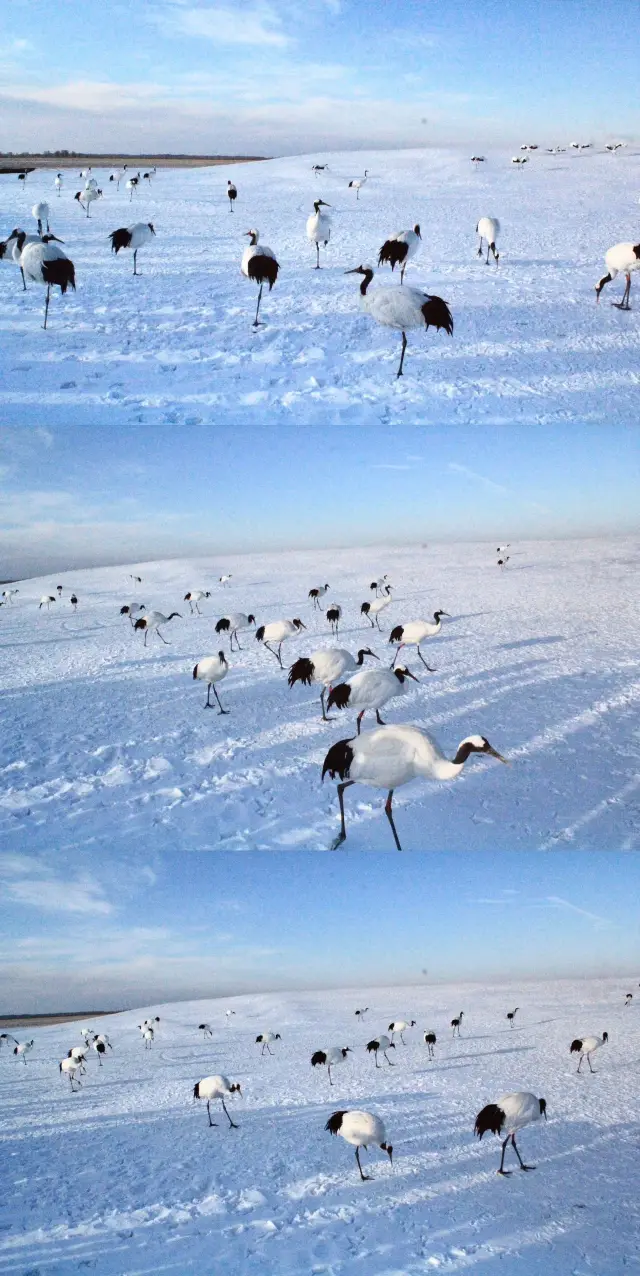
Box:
[0,538,638,850]
[0,980,637,1274]
[2,147,640,426]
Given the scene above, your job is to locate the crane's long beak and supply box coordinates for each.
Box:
[488,746,510,764]
[344,267,363,275]
[404,670,419,682]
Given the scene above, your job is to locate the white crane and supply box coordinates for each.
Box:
[54,173,63,196]
[345,265,453,378]
[370,575,390,596]
[192,652,229,712]
[311,1046,352,1085]
[288,646,378,721]
[322,726,508,850]
[451,1011,464,1037]
[75,187,102,217]
[109,170,124,188]
[389,612,449,669]
[2,589,18,603]
[475,1092,547,1175]
[511,156,528,166]
[126,175,140,199]
[255,618,306,667]
[476,216,500,264]
[241,229,279,327]
[360,589,393,629]
[388,1019,416,1045]
[365,1034,396,1067]
[218,574,232,586]
[39,594,56,609]
[308,583,330,610]
[199,1022,213,1037]
[424,1030,436,1059]
[306,199,332,269]
[255,1031,281,1055]
[325,1109,393,1182]
[120,603,145,625]
[193,1075,241,1128]
[348,169,369,199]
[595,242,640,309]
[91,1037,108,1066]
[70,593,78,610]
[60,1056,83,1091]
[133,610,182,645]
[570,1032,608,1073]
[326,665,418,734]
[326,604,341,634]
[355,1007,369,1020]
[377,225,421,284]
[141,1027,154,1048]
[215,612,256,651]
[20,239,75,329]
[227,180,237,211]
[0,1033,17,1048]
[32,202,50,234]
[13,1040,34,1064]
[183,589,211,615]
[507,1007,519,1026]
[109,223,156,275]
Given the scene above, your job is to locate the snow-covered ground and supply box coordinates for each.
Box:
[0,979,637,1274]
[1,538,638,851]
[2,147,640,427]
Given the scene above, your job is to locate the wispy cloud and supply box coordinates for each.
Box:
[159,3,291,48]
[4,874,113,916]
[447,462,550,514]
[542,895,612,929]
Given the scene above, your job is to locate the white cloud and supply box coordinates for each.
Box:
[4,874,113,915]
[160,3,291,47]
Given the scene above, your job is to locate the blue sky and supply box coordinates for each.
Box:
[1,1,638,153]
[1,851,639,1010]
[0,423,638,577]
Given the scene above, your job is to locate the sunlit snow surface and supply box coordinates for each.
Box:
[0,539,638,851]
[1,147,640,426]
[0,981,638,1274]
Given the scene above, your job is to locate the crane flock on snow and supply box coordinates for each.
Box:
[4,991,627,1188]
[2,143,632,348]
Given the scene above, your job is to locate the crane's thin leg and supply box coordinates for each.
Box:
[253,283,264,327]
[156,628,170,644]
[133,250,138,275]
[384,1049,395,1066]
[397,332,408,378]
[355,1147,371,1180]
[400,263,406,285]
[321,688,330,721]
[497,1137,512,1175]
[328,1065,333,1086]
[315,242,321,269]
[511,1134,534,1170]
[375,710,386,725]
[374,1051,380,1068]
[588,1055,595,1073]
[356,711,365,735]
[196,603,201,615]
[213,686,228,715]
[43,285,51,329]
[577,1056,583,1073]
[206,1100,218,1127]
[367,614,374,628]
[614,274,631,310]
[417,647,436,671]
[267,1043,274,1055]
[331,780,354,849]
[144,630,148,646]
[486,244,490,264]
[20,266,26,290]
[384,790,402,851]
[477,237,483,257]
[263,641,283,667]
[221,1097,239,1128]
[400,1032,406,1045]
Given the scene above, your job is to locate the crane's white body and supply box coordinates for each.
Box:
[312,1046,351,1083]
[134,610,181,645]
[494,1092,545,1134]
[331,1110,385,1148]
[20,239,75,328]
[348,170,369,198]
[142,1029,154,1047]
[193,652,229,712]
[476,216,500,263]
[377,226,421,282]
[571,1033,608,1071]
[39,595,56,608]
[297,648,374,689]
[32,202,50,233]
[68,1045,87,1061]
[241,235,277,279]
[14,1040,34,1063]
[392,617,444,643]
[258,620,302,643]
[60,1057,83,1089]
[331,667,416,724]
[54,174,63,194]
[306,200,332,267]
[388,1019,415,1040]
[195,1075,236,1100]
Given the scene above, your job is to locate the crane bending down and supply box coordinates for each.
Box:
[345,266,453,378]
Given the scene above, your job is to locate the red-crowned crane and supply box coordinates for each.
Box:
[322,728,508,850]
[20,240,75,329]
[288,646,378,721]
[134,610,181,646]
[192,652,229,713]
[255,619,306,668]
[325,1109,393,1181]
[227,180,237,211]
[570,1032,608,1073]
[308,583,330,610]
[193,1075,241,1128]
[377,225,421,284]
[241,229,279,327]
[32,202,50,234]
[476,216,500,264]
[451,1011,464,1037]
[365,1035,395,1067]
[389,612,449,669]
[311,1046,351,1085]
[595,243,640,309]
[215,612,256,651]
[475,1092,547,1175]
[109,223,156,275]
[345,265,453,378]
[348,170,369,199]
[306,200,332,269]
[326,665,418,734]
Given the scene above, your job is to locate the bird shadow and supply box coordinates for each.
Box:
[497,635,566,650]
